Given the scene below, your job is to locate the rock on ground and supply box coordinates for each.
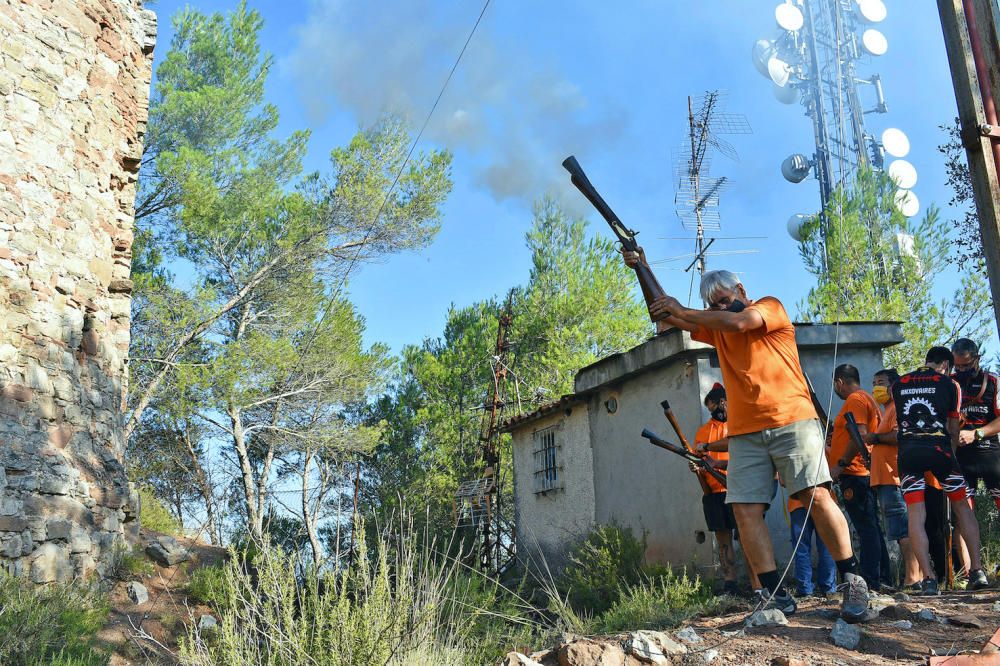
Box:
[887,620,913,630]
[197,615,218,633]
[558,639,625,666]
[746,609,789,627]
[830,618,861,650]
[503,652,543,666]
[126,581,148,605]
[676,626,702,643]
[145,535,190,567]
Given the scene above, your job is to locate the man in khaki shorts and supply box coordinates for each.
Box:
[624,253,872,623]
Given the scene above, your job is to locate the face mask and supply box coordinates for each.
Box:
[726,300,746,313]
[954,368,978,382]
[711,408,727,422]
[872,385,891,405]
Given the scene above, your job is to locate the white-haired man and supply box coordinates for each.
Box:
[623,254,872,622]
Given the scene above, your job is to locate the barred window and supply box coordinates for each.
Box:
[532,425,563,494]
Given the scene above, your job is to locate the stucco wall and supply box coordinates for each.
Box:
[587,351,717,571]
[509,323,903,581]
[0,0,156,581]
[512,405,595,570]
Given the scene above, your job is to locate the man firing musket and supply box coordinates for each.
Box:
[624,252,874,622]
[562,156,872,622]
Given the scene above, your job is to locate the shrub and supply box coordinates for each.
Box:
[0,572,110,665]
[186,563,230,609]
[139,486,182,535]
[593,568,720,633]
[179,528,482,665]
[558,525,646,615]
[107,543,154,581]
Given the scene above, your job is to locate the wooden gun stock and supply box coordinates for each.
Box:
[660,399,711,493]
[563,156,667,320]
[642,428,728,488]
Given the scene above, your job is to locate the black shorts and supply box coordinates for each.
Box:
[703,492,737,532]
[898,444,969,504]
[957,446,1000,499]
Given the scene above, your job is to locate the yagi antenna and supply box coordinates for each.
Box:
[670,91,755,281]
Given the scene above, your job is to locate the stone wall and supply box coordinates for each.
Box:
[0,0,155,581]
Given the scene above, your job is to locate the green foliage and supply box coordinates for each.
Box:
[558,525,647,615]
[797,167,993,370]
[0,573,110,665]
[187,564,231,609]
[180,529,479,665]
[131,1,451,551]
[360,200,649,544]
[939,119,983,269]
[107,543,155,580]
[592,569,723,634]
[139,486,183,535]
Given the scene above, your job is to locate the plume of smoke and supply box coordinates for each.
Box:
[283,0,626,211]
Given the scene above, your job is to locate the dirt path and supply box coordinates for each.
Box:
[96,531,227,665]
[684,591,1000,664]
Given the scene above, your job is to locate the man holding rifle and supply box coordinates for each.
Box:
[685,383,760,596]
[623,254,872,622]
[828,363,890,592]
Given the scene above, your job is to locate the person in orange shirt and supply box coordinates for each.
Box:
[690,384,743,596]
[829,363,890,591]
[623,254,872,623]
[863,369,921,589]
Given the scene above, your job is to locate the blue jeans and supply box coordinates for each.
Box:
[790,507,836,595]
[840,474,891,590]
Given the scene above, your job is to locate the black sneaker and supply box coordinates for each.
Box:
[920,577,940,596]
[839,572,874,623]
[755,587,797,615]
[970,568,989,590]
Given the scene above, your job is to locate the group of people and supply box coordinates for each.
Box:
[690,338,999,601]
[624,247,996,622]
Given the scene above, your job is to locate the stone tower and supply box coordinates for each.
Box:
[0,1,156,581]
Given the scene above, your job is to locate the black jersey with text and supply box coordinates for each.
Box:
[892,366,962,446]
[954,370,1000,450]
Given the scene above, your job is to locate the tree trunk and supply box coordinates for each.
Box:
[229,402,262,541]
[183,428,220,546]
[302,449,323,568]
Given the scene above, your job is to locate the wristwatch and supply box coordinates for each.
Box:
[975,428,986,441]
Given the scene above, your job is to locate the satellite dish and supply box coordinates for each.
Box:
[894,189,920,217]
[888,159,918,189]
[861,29,888,56]
[882,128,911,157]
[787,213,812,242]
[781,154,811,183]
[775,3,805,31]
[773,82,799,104]
[857,0,887,23]
[767,56,793,87]
[752,39,776,77]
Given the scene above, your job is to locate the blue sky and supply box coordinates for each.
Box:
[150,0,987,355]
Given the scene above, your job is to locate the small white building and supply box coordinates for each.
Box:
[502,322,903,580]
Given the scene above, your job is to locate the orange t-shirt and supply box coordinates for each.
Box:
[870,401,900,487]
[830,390,880,477]
[788,496,803,512]
[694,418,729,494]
[690,297,817,436]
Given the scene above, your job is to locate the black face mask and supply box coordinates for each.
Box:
[711,408,727,422]
[954,368,979,383]
[726,299,746,313]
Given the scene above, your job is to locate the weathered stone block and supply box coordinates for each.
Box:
[30,543,72,583]
[145,535,190,567]
[46,518,72,540]
[0,516,27,532]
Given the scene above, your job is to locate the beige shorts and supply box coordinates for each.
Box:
[725,418,832,504]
